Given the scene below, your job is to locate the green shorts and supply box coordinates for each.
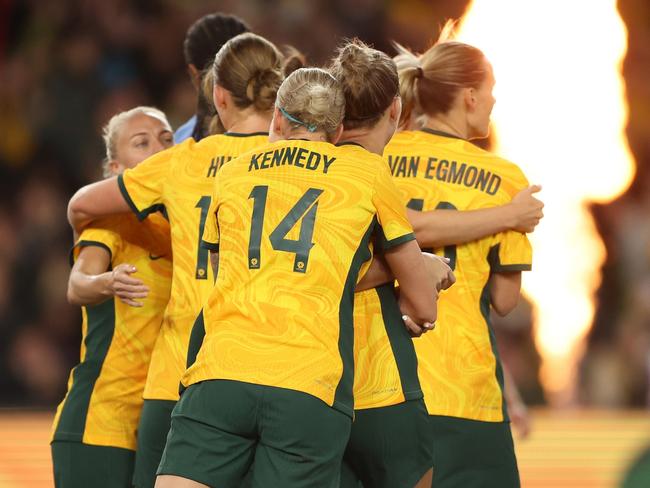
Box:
[51,440,134,488]
[158,379,352,488]
[622,445,650,487]
[340,400,433,488]
[133,399,176,488]
[429,415,520,488]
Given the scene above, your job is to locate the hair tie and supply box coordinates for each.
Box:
[278,106,317,132]
[416,66,424,78]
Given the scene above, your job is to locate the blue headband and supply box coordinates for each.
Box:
[278,106,317,133]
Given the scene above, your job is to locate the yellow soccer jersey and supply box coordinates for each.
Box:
[183,140,415,417]
[118,132,268,401]
[385,128,533,422]
[352,281,422,410]
[52,213,171,450]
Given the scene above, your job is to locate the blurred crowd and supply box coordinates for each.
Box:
[0,0,648,408]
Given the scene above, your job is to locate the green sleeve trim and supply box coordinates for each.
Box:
[382,232,416,250]
[201,241,220,252]
[117,174,166,222]
[487,244,532,273]
[68,240,113,267]
[493,263,532,272]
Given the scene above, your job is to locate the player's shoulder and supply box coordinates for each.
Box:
[331,142,389,184]
[83,214,132,235]
[334,141,381,161]
[77,215,131,253]
[386,129,457,152]
[204,131,268,148]
[462,142,528,186]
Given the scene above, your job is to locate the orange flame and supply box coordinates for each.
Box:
[457,0,635,404]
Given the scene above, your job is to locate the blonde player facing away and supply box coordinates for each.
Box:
[387,29,537,487]
[51,107,173,488]
[330,38,543,488]
[393,40,539,440]
[67,33,298,488]
[154,67,438,488]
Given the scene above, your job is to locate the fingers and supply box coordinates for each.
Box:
[118,296,144,308]
[402,315,435,337]
[510,407,532,439]
[114,282,149,295]
[113,264,147,288]
[115,274,147,287]
[114,263,137,274]
[422,252,450,264]
[440,271,456,290]
[402,315,423,337]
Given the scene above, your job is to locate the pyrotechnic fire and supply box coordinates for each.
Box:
[457,0,635,403]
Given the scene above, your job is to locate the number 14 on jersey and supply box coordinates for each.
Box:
[249,185,323,273]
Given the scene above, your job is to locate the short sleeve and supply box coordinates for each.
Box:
[117,144,180,220]
[71,221,121,266]
[200,176,222,251]
[488,231,532,272]
[372,163,415,249]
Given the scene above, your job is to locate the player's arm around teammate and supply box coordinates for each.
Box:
[52,107,173,488]
[70,33,297,488]
[388,26,536,487]
[392,44,543,249]
[156,67,436,488]
[327,40,439,488]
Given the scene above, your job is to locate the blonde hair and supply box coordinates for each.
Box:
[329,39,399,130]
[276,68,345,139]
[101,106,170,177]
[396,21,488,122]
[212,33,284,113]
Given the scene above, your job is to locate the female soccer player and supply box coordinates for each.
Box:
[389,31,536,487]
[67,33,296,488]
[174,12,249,143]
[51,107,173,488]
[155,67,438,488]
[327,39,442,488]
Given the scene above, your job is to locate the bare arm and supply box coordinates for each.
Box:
[355,255,392,292]
[67,177,131,234]
[383,240,438,331]
[67,246,149,307]
[503,365,531,439]
[357,253,455,293]
[489,272,522,316]
[409,185,543,248]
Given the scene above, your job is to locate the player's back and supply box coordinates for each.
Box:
[385,129,532,422]
[185,139,414,416]
[118,131,268,401]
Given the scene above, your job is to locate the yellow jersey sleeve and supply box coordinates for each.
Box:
[117,143,182,220]
[490,230,533,272]
[72,220,122,263]
[372,163,415,249]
